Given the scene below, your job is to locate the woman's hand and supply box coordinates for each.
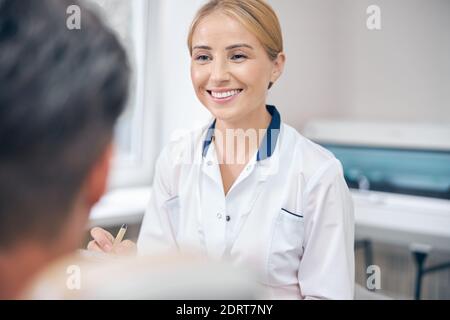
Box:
[87,227,137,256]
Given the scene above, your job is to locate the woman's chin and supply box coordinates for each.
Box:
[207,104,242,123]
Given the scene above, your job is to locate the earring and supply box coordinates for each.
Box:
[268,82,274,89]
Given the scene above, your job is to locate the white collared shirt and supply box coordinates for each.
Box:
[138,106,355,299]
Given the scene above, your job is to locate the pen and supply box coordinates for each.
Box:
[112,223,128,249]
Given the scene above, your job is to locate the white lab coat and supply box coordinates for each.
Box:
[138,106,355,299]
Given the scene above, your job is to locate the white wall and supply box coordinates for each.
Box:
[268,0,450,131]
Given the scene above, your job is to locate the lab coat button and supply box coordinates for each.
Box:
[207,161,213,166]
[217,213,222,219]
[226,215,231,222]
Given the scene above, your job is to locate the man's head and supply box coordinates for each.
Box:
[0,0,129,255]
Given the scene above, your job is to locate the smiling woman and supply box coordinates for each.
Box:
[139,0,355,300]
[89,0,356,300]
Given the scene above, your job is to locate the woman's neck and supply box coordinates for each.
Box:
[214,104,271,166]
[215,104,271,133]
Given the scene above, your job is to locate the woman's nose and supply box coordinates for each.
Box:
[209,60,230,84]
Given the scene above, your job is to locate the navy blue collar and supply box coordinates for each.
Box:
[202,105,281,161]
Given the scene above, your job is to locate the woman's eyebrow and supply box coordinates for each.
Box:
[192,44,254,51]
[192,45,212,50]
[225,43,253,50]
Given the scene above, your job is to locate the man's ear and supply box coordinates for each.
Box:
[85,142,114,207]
[270,52,286,85]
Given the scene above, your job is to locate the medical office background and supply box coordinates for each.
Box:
[86,0,450,299]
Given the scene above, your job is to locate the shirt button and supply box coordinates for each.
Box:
[226,215,231,222]
[217,213,222,219]
[207,161,213,166]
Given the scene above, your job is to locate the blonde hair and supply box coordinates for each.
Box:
[187,0,283,61]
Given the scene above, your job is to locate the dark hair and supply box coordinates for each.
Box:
[0,0,130,249]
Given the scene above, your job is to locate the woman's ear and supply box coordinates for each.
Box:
[270,52,286,85]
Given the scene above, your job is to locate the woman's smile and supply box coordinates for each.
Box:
[207,88,243,104]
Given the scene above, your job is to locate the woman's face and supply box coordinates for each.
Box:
[190,11,285,123]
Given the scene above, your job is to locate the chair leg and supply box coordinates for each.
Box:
[363,240,374,271]
[355,239,375,289]
[412,250,428,300]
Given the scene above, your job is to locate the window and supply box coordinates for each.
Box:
[85,0,157,188]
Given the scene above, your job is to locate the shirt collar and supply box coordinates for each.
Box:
[202,105,281,161]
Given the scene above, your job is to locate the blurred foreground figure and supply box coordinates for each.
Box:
[0,0,259,299]
[0,0,129,298]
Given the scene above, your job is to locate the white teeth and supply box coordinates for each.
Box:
[211,89,241,99]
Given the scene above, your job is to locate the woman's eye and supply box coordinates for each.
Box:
[195,55,211,62]
[231,54,247,61]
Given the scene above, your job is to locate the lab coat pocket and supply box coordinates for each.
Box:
[267,209,305,285]
[164,196,180,239]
